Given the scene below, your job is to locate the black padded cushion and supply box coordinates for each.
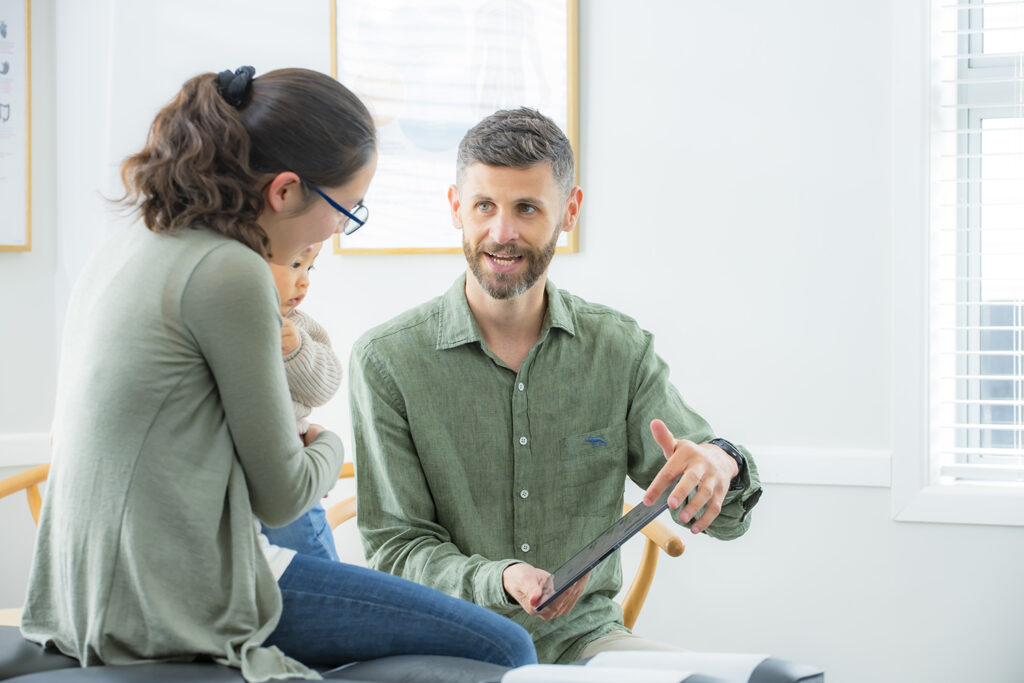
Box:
[6,663,252,682]
[0,625,253,682]
[1,626,509,683]
[0,627,77,680]
[5,656,505,683]
[322,655,507,682]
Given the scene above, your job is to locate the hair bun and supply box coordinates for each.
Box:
[217,66,256,108]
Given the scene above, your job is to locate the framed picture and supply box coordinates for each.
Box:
[330,0,579,254]
[0,0,30,251]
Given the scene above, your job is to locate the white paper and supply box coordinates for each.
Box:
[503,663,694,683]
[0,0,28,247]
[587,651,771,683]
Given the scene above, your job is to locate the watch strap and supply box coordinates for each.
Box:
[709,438,746,491]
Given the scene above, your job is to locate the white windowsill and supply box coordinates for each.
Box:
[894,482,1024,527]
[752,446,891,488]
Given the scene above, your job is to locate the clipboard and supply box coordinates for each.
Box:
[536,478,678,612]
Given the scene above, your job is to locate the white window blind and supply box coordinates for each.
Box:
[932,0,1024,485]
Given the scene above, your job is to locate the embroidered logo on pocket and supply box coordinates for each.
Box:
[584,436,607,447]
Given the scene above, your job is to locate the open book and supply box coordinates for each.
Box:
[502,651,825,683]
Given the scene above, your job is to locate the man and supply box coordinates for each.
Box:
[349,107,762,664]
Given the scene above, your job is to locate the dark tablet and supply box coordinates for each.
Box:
[536,479,678,612]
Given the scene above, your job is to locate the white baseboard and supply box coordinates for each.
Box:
[0,433,50,468]
[751,446,891,487]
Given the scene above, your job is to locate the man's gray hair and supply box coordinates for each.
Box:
[456,107,575,197]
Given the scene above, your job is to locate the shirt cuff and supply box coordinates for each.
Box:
[668,477,762,540]
[282,330,305,363]
[310,429,345,473]
[475,559,525,610]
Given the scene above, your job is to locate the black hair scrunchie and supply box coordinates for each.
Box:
[217,65,256,108]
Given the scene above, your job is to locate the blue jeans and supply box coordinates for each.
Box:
[261,502,339,561]
[265,553,537,668]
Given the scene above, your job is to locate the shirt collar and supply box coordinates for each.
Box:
[436,273,576,351]
[544,278,576,337]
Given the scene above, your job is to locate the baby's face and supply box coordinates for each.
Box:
[269,242,323,316]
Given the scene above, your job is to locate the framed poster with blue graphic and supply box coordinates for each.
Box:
[0,0,30,251]
[330,0,578,254]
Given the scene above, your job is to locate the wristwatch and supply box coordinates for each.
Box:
[709,438,746,491]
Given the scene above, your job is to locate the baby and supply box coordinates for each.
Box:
[261,241,342,560]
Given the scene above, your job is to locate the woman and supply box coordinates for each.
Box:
[20,66,536,681]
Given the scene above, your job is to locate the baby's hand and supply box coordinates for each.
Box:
[281,318,300,355]
[303,424,324,446]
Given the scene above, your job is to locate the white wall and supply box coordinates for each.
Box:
[0,0,56,616]
[0,0,55,449]
[2,1,1022,682]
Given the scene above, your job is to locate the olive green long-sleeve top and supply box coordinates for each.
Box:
[21,226,343,682]
[350,275,762,665]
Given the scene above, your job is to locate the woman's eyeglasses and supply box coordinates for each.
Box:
[310,185,369,236]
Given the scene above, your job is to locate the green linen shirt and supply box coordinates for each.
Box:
[350,275,762,664]
[21,226,343,682]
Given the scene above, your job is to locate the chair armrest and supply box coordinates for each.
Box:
[326,495,357,530]
[623,502,685,557]
[619,502,686,629]
[325,464,356,530]
[0,464,49,500]
[0,464,50,525]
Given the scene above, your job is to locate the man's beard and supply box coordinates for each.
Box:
[464,226,561,300]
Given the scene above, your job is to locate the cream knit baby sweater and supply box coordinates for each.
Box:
[282,308,341,434]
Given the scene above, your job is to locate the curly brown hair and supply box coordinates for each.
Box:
[120,68,375,259]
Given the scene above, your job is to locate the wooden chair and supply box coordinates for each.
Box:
[0,463,49,525]
[324,463,684,629]
[0,463,50,627]
[1,461,684,631]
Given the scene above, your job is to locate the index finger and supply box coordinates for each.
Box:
[649,419,677,459]
[643,420,681,505]
[642,458,692,506]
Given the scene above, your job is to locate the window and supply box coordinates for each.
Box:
[932,0,1024,486]
[892,0,1024,525]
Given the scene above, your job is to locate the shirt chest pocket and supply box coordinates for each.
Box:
[557,422,628,517]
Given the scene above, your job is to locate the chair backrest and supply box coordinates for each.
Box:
[0,464,50,625]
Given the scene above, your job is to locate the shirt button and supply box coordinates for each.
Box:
[519,436,528,446]
[521,543,531,553]
[520,489,529,499]
[518,382,525,391]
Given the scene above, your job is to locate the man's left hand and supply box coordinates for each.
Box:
[641,419,739,535]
